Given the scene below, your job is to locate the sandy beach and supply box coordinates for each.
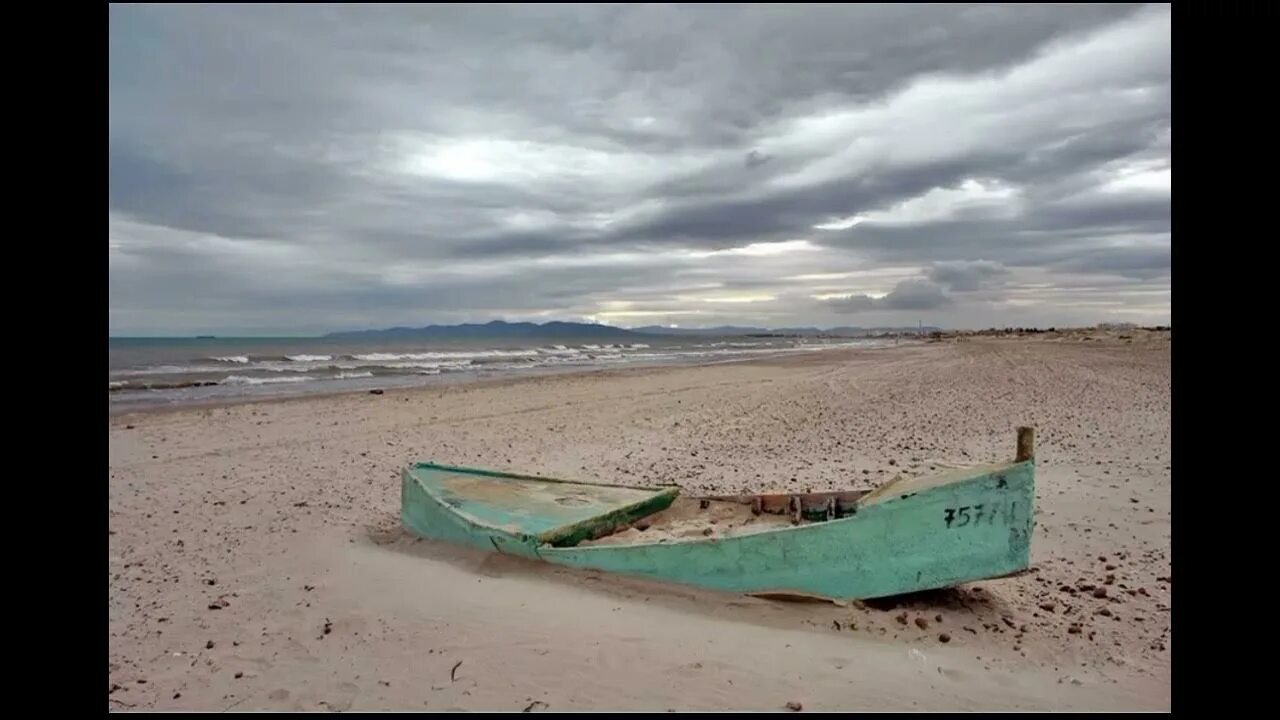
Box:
[108,332,1171,711]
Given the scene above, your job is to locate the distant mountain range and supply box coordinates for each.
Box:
[632,325,940,337]
[326,320,939,340]
[325,320,645,340]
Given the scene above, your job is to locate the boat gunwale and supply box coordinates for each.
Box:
[544,458,1033,552]
[404,458,1033,551]
[403,463,680,545]
[857,460,1020,506]
[409,460,677,493]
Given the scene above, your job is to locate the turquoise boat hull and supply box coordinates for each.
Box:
[401,450,1035,601]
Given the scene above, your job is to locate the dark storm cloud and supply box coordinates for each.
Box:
[1052,245,1171,280]
[825,279,952,314]
[885,280,953,311]
[928,261,1010,292]
[110,4,1170,334]
[816,190,1171,270]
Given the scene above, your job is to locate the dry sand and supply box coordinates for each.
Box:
[108,332,1171,711]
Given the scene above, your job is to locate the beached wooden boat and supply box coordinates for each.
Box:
[400,428,1036,601]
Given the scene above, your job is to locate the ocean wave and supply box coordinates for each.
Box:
[111,338,895,402]
[469,355,537,366]
[351,349,540,362]
[114,380,221,391]
[382,361,472,371]
[114,364,230,377]
[222,375,315,386]
[536,345,581,356]
[256,363,315,372]
[352,353,416,362]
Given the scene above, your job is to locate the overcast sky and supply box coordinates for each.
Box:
[110,3,1170,335]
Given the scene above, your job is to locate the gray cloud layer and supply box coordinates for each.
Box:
[110,4,1170,335]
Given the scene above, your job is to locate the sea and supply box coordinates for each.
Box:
[109,335,892,412]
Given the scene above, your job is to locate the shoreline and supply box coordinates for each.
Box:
[108,341,913,419]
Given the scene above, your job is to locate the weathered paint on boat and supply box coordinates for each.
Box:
[541,462,1033,600]
[400,440,1035,601]
[400,462,678,555]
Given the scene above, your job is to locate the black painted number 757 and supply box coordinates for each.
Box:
[945,503,1006,528]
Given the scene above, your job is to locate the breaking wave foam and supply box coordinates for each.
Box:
[222,375,315,386]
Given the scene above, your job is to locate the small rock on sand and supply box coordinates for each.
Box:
[785,701,803,711]
[938,633,951,643]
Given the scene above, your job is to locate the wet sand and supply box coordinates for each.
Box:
[108,331,1170,711]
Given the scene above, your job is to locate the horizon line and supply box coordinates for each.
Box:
[110,319,1171,340]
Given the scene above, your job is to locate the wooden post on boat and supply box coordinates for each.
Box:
[1016,426,1035,462]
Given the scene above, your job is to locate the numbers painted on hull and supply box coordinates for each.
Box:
[944,502,1017,529]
